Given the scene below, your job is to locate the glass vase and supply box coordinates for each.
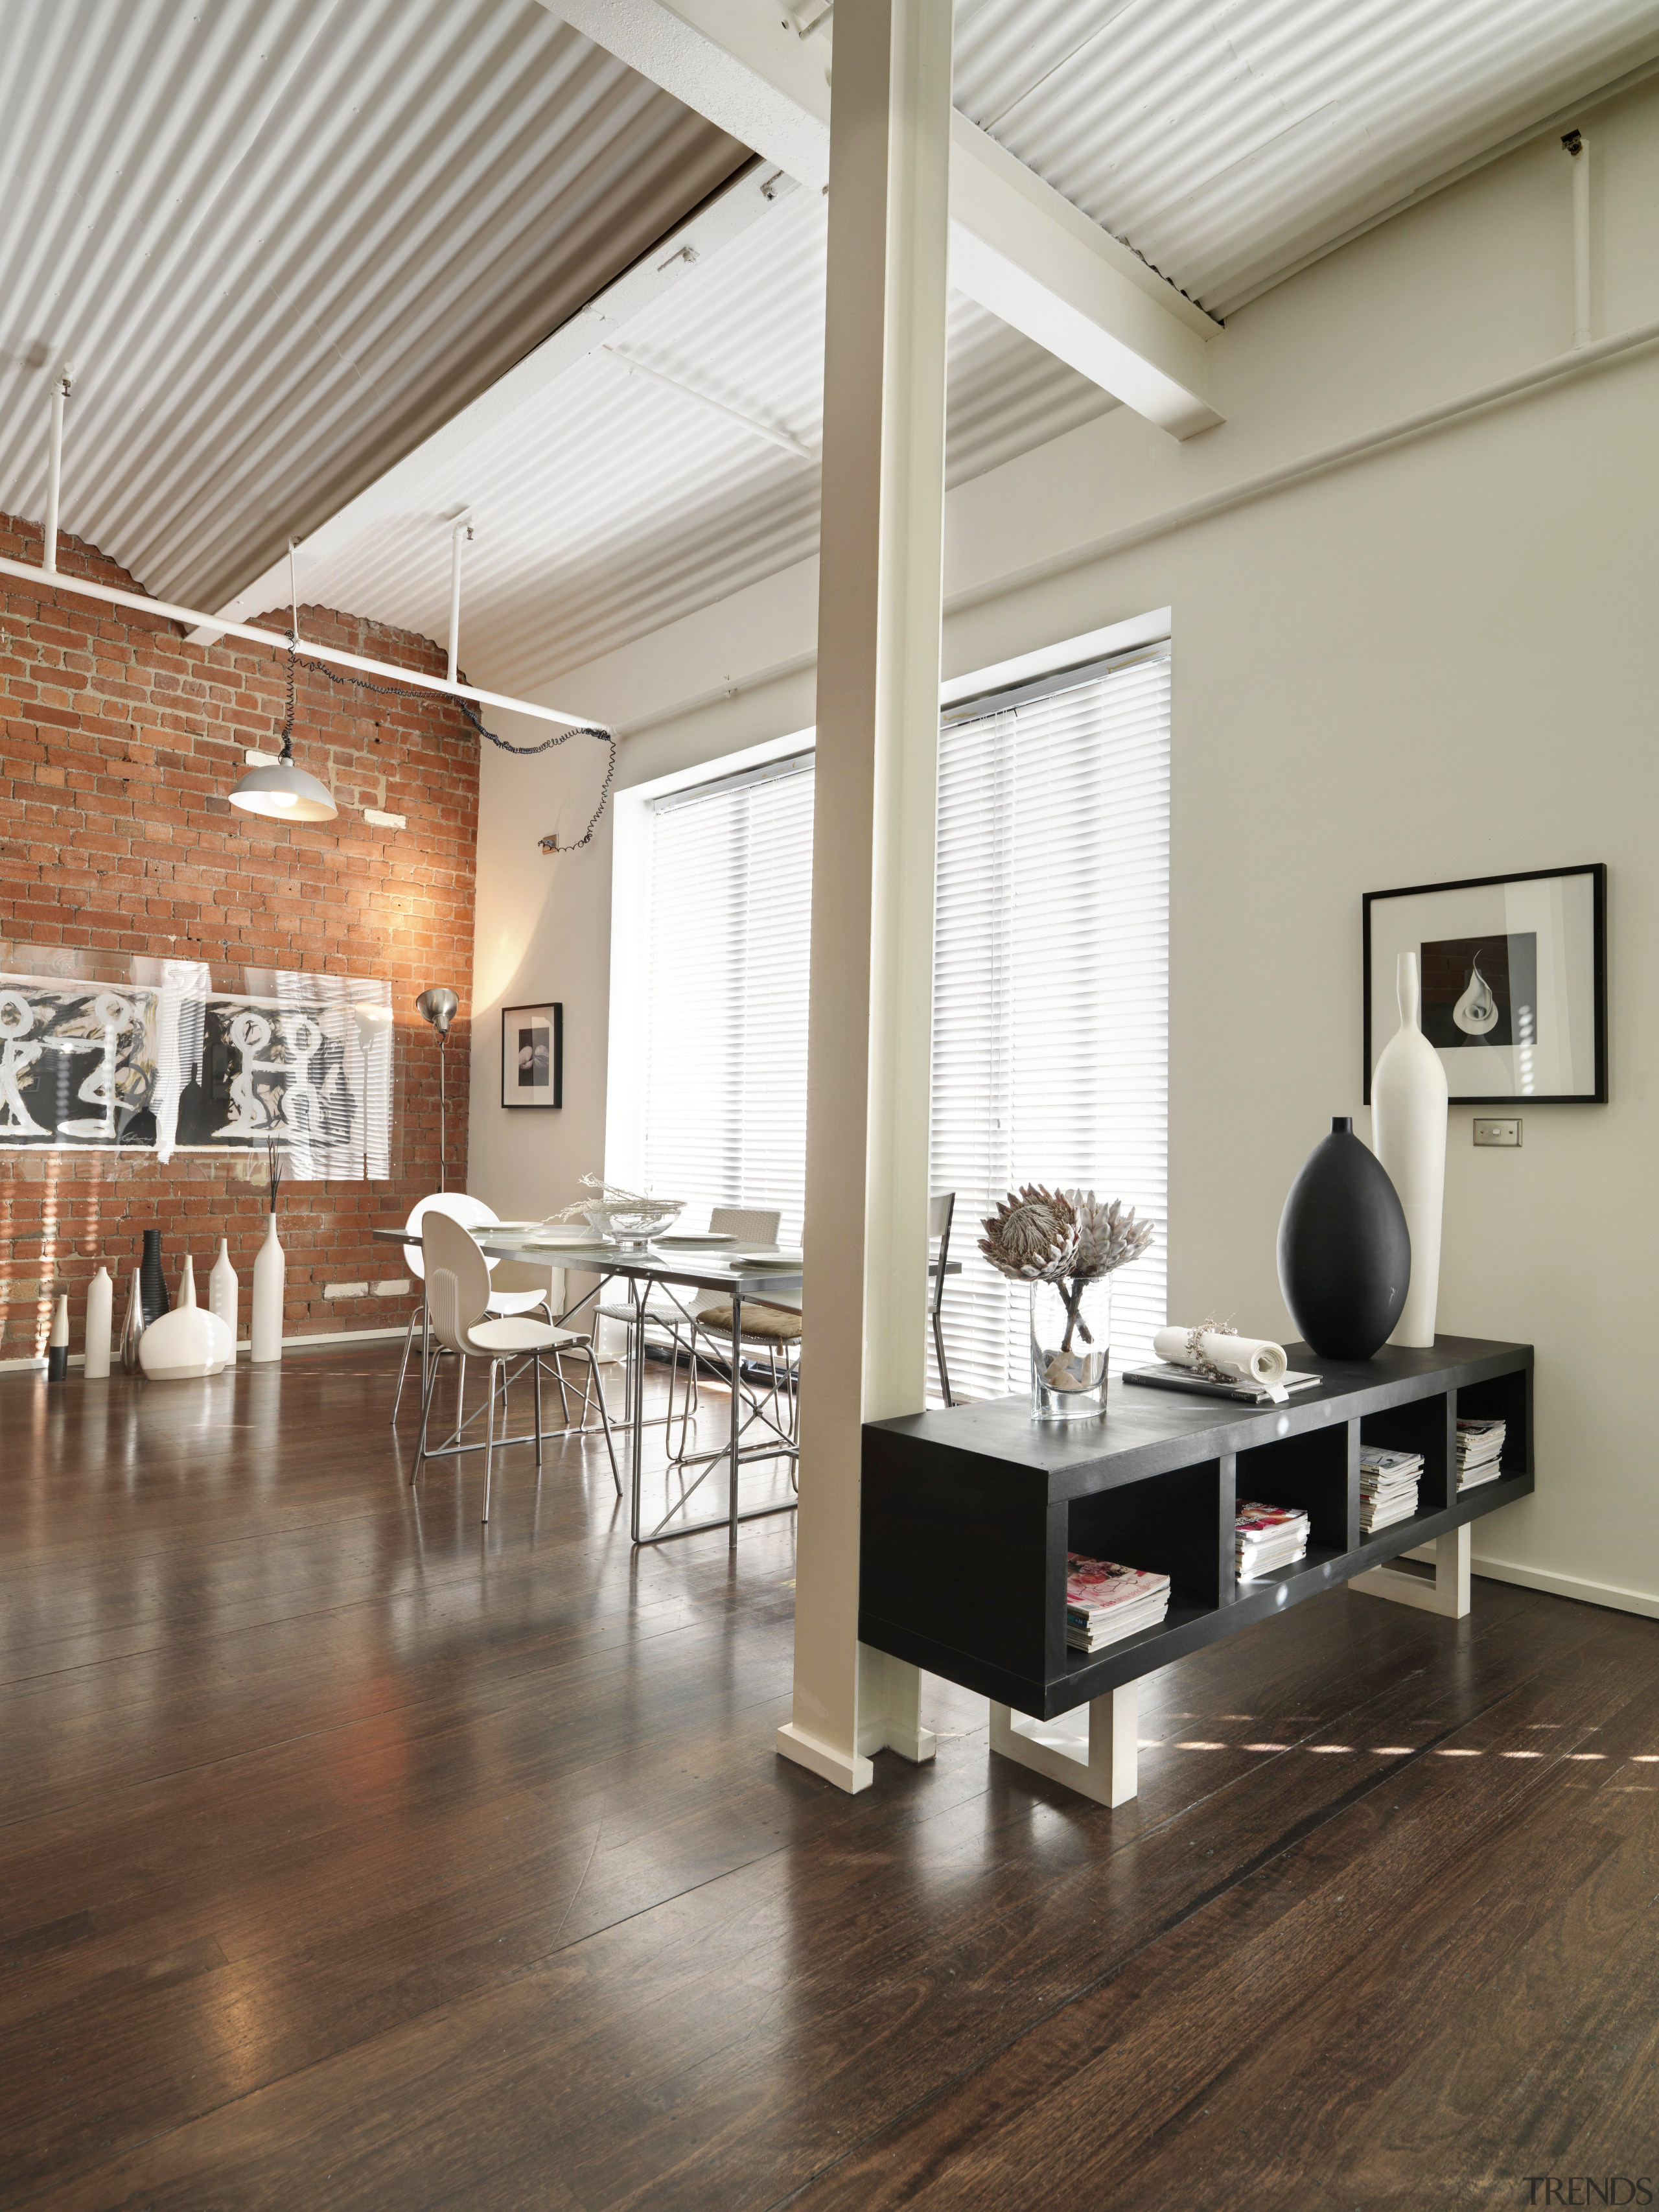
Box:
[1029,1274,1111,1420]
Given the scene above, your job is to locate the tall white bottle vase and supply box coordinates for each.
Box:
[1373,949,1450,1349]
[209,1239,239,1355]
[251,1215,284,1365]
[84,1264,113,1380]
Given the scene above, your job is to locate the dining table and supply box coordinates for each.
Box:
[373,1225,807,1548]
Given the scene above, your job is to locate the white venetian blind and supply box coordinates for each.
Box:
[641,758,815,1244]
[636,646,1170,1397]
[930,647,1170,1400]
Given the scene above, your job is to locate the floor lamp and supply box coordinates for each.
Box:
[415,988,458,1191]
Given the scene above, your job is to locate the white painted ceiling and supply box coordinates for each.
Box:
[953,0,1659,315]
[262,180,1113,698]
[2,0,1654,696]
[0,0,746,608]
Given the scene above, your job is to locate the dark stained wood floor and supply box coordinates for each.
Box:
[4,1344,1658,2210]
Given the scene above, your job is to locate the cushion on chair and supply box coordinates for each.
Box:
[693,1301,802,1342]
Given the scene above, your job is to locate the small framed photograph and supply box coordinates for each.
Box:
[1364,865,1606,1104]
[502,1003,563,1108]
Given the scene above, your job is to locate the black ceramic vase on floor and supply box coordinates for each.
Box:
[1277,1116,1411,1359]
[139,1228,170,1328]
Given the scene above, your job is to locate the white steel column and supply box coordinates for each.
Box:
[776,0,952,1794]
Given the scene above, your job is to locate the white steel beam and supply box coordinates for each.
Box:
[185,162,790,647]
[540,0,1222,436]
[776,0,951,1797]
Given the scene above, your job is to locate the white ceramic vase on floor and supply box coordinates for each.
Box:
[138,1256,232,1379]
[209,1237,239,1357]
[1373,949,1449,1349]
[251,1215,284,1364]
[84,1264,113,1380]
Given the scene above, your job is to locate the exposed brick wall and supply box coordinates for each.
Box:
[0,511,477,1359]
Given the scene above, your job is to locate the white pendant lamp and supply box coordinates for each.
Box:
[231,581,337,823]
[229,742,336,821]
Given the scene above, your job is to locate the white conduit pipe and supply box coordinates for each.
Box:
[447,515,471,684]
[0,554,601,731]
[951,314,1659,620]
[1568,133,1593,350]
[42,368,72,575]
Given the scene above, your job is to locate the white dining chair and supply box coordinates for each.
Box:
[391,1192,553,1425]
[413,1209,619,1519]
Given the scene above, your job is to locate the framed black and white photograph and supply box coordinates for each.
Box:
[502,1002,563,1108]
[1364,865,1606,1104]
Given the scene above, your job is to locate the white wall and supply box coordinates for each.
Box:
[470,77,1659,1612]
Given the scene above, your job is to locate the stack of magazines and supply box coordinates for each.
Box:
[1236,1502,1308,1579]
[1360,1447,1422,1533]
[1065,1554,1171,1653]
[1457,1418,1506,1491]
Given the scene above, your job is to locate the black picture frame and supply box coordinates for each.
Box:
[501,1002,563,1108]
[1363,864,1606,1106]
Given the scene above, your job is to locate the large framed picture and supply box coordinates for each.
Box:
[502,1002,563,1108]
[1364,865,1606,1104]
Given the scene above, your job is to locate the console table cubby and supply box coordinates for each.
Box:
[859,1336,1533,1807]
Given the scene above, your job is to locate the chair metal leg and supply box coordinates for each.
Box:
[391,1306,422,1426]
[481,1357,500,1522]
[586,1347,622,1494]
[413,1344,442,1482]
[533,1356,544,1471]
[933,1311,954,1408]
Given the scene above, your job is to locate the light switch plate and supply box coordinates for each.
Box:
[1473,1117,1521,1147]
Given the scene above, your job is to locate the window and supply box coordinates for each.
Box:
[640,756,815,1245]
[636,644,1170,1393]
[930,647,1170,1399]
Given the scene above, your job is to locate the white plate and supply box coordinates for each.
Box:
[654,1233,736,1248]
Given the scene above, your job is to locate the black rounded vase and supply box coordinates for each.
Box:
[139,1227,170,1328]
[1277,1116,1410,1360]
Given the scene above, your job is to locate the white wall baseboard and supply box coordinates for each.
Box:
[1472,1554,1659,1624]
[0,1325,410,1375]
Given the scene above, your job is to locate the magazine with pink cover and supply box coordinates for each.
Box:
[1235,1502,1308,1539]
[1065,1554,1171,1615]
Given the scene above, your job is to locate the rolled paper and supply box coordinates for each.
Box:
[1155,1325,1290,1401]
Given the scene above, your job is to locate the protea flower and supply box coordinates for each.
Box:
[978,1185,1079,1283]
[1068,1191,1155,1279]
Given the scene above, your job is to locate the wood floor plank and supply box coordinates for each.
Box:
[2,1349,1654,2211]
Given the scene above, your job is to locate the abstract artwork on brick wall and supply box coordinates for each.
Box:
[0,959,394,1176]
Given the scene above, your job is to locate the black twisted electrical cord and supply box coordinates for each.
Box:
[279,641,618,850]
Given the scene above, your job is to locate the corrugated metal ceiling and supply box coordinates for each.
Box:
[0,0,747,609]
[5,0,1655,696]
[274,183,1112,696]
[953,0,1659,315]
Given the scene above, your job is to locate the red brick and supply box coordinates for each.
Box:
[0,514,478,1358]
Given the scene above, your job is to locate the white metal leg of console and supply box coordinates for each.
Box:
[990,1680,1139,1807]
[1351,1523,1471,1618]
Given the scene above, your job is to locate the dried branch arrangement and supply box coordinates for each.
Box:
[551,1173,669,1222]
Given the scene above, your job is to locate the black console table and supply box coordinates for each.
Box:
[859,1337,1533,1806]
